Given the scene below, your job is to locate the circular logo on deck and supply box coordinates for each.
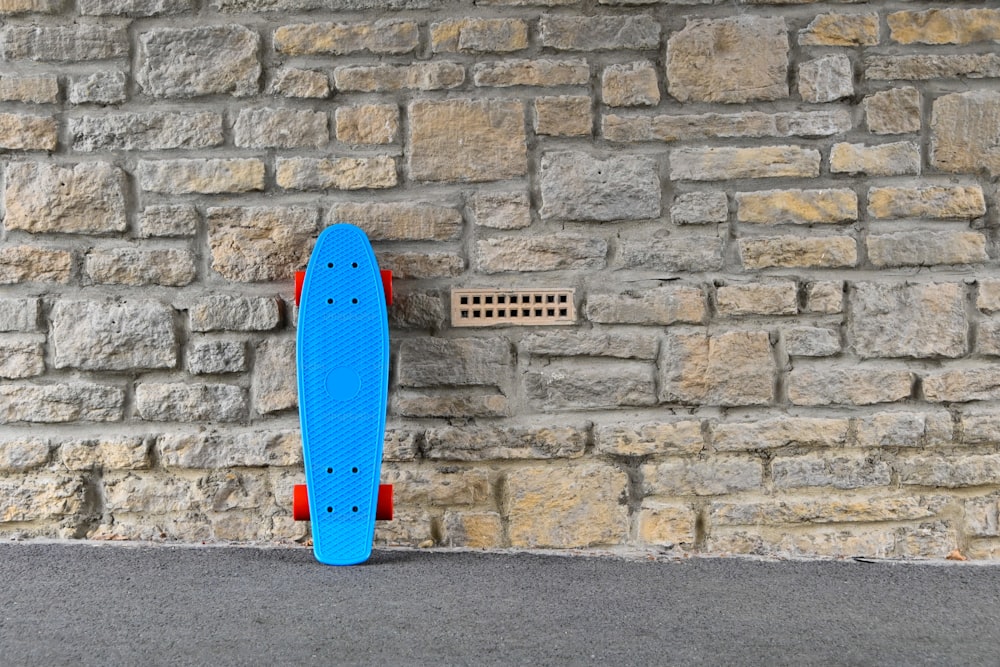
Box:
[325,367,361,401]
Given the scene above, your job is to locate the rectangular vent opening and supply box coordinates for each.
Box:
[451,288,575,327]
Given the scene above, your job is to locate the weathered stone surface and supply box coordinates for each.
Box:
[711,495,946,526]
[79,0,191,14]
[799,12,879,46]
[534,95,592,137]
[671,146,820,181]
[540,151,660,221]
[602,61,659,107]
[431,18,528,53]
[398,337,512,389]
[522,330,659,360]
[388,292,447,331]
[866,231,988,269]
[505,464,628,548]
[0,474,86,523]
[409,99,526,183]
[0,383,124,423]
[472,59,589,87]
[637,502,697,547]
[0,247,72,284]
[642,457,762,496]
[540,14,659,51]
[157,431,300,468]
[888,8,1000,45]
[395,391,508,419]
[253,338,296,414]
[604,109,851,143]
[207,206,317,282]
[798,54,853,103]
[273,20,418,55]
[659,330,775,407]
[595,420,704,457]
[61,436,150,471]
[0,336,44,378]
[0,299,39,332]
[713,417,849,452]
[137,26,260,97]
[525,360,657,410]
[377,252,464,279]
[867,185,986,220]
[233,108,328,149]
[188,296,281,332]
[276,157,397,191]
[469,192,531,229]
[979,281,1000,314]
[619,235,725,272]
[331,202,461,241]
[805,281,844,314]
[335,104,398,144]
[424,424,587,460]
[866,53,1000,81]
[977,320,1000,357]
[475,234,607,273]
[0,74,58,103]
[0,25,127,61]
[717,282,798,317]
[898,454,1000,488]
[51,300,177,371]
[586,285,706,325]
[0,437,48,472]
[268,68,329,98]
[739,236,857,270]
[136,383,247,422]
[84,248,197,286]
[671,192,728,225]
[138,159,265,194]
[188,340,247,375]
[667,16,788,103]
[68,70,127,104]
[773,452,891,490]
[931,91,1000,177]
[782,326,840,357]
[830,142,921,176]
[440,512,505,549]
[865,88,921,134]
[334,62,464,92]
[788,367,913,406]
[0,0,61,14]
[0,113,57,150]
[138,205,199,238]
[855,411,951,449]
[737,189,857,225]
[923,369,1000,404]
[4,162,125,234]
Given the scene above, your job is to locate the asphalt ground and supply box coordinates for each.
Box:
[1,542,999,666]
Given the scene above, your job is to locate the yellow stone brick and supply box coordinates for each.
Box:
[736,188,857,224]
[335,104,398,145]
[799,12,879,46]
[637,502,697,547]
[889,8,1000,45]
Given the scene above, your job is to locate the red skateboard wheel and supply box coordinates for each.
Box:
[376,484,393,521]
[294,271,306,307]
[380,270,393,306]
[292,484,310,521]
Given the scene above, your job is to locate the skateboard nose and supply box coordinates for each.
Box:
[325,367,361,401]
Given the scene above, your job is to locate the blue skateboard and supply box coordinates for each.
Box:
[293,223,393,566]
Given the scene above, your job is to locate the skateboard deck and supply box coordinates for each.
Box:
[295,223,392,566]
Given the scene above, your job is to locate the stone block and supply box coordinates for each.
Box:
[782,326,841,357]
[805,282,844,314]
[0,74,58,103]
[866,53,1000,81]
[736,188,857,225]
[524,359,657,410]
[540,151,660,221]
[472,59,589,87]
[68,71,127,104]
[79,0,191,14]
[0,383,124,423]
[207,206,317,282]
[424,424,587,460]
[0,299,39,332]
[0,336,44,378]
[505,464,629,548]
[273,20,418,55]
[0,474,86,523]
[540,14,659,50]
[637,503,697,547]
[268,68,329,98]
[431,18,528,53]
[855,411,951,449]
[0,247,73,284]
[330,202,462,241]
[788,367,912,406]
[0,113,56,150]
[408,99,526,183]
[865,88,921,134]
[4,161,126,234]
[136,383,247,422]
[849,282,967,360]
[931,91,1000,177]
[138,159,265,194]
[713,417,849,452]
[398,337,512,389]
[84,248,197,286]
[619,235,725,272]
[534,95,591,137]
[798,54,853,103]
[233,108,328,149]
[594,420,704,457]
[898,454,1000,488]
[604,110,850,143]
[440,512,504,549]
[738,236,857,270]
[585,285,706,325]
[773,452,891,490]
[710,495,946,526]
[187,340,248,375]
[642,457,762,496]
[253,338,297,414]
[602,61,659,107]
[276,157,397,191]
[671,192,728,225]
[716,282,798,317]
[188,296,281,332]
[830,142,921,176]
[979,281,1000,313]
[0,0,61,13]
[867,185,986,220]
[0,437,48,472]
[923,369,1000,403]
[137,26,260,97]
[667,16,788,103]
[671,146,820,181]
[659,330,775,407]
[138,205,200,238]
[475,234,606,273]
[888,8,1000,45]
[335,104,398,144]
[866,231,987,268]
[799,12,879,46]
[377,252,465,280]
[157,431,300,468]
[51,300,177,371]
[469,192,531,230]
[522,329,659,360]
[395,391,508,419]
[0,25,127,61]
[60,436,150,471]
[333,62,464,92]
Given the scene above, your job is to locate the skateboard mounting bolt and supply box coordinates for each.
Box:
[352,507,359,512]
[352,467,358,473]
[327,298,333,304]
[327,262,333,268]
[352,298,358,304]
[327,467,333,473]
[352,262,358,268]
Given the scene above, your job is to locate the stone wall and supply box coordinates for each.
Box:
[2,0,1000,559]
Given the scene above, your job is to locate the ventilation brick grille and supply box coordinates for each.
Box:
[451,288,576,327]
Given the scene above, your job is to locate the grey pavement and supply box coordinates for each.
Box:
[2,543,999,666]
